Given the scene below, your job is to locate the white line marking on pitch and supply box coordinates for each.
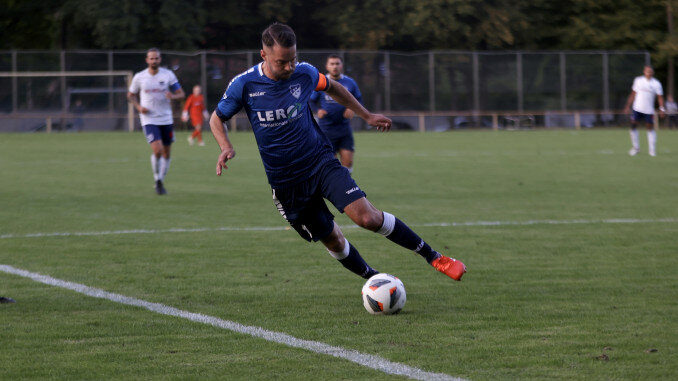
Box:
[1,218,676,239]
[0,265,464,381]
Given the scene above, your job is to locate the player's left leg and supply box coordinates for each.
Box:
[193,123,205,146]
[646,123,657,157]
[343,198,466,281]
[322,161,466,281]
[156,125,174,194]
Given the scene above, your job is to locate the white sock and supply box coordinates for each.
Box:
[647,130,656,154]
[159,157,170,181]
[377,212,396,236]
[629,129,639,149]
[150,154,159,181]
[327,237,350,260]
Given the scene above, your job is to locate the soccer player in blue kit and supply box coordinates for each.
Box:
[209,23,466,282]
[310,54,360,172]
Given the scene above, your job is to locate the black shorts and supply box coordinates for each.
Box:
[272,159,366,242]
[329,133,355,153]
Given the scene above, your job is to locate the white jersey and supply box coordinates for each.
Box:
[129,67,181,126]
[631,76,663,115]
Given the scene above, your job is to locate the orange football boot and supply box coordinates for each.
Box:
[431,255,466,281]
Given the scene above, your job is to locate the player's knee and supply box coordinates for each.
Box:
[356,212,382,232]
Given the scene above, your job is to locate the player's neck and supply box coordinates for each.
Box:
[148,67,159,75]
[329,73,341,80]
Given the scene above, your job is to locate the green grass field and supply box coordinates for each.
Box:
[1,129,677,380]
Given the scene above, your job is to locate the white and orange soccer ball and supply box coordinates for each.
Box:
[361,273,406,315]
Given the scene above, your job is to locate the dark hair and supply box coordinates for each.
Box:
[262,23,296,48]
[326,54,342,64]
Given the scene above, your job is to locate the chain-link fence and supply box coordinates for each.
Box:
[0,49,650,132]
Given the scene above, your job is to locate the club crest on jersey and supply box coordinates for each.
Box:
[289,84,301,99]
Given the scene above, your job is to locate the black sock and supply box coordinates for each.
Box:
[380,213,440,264]
[338,243,379,279]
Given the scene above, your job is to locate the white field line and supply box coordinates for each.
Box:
[0,264,464,381]
[1,218,677,240]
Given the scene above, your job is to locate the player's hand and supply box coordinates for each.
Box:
[216,146,236,176]
[343,109,355,119]
[366,113,392,132]
[181,111,189,122]
[202,110,210,120]
[138,106,149,114]
[165,92,174,100]
[317,109,328,119]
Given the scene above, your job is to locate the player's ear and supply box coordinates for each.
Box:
[260,49,266,61]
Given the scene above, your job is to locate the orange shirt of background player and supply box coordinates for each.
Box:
[183,94,206,126]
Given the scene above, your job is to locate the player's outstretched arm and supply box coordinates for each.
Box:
[624,91,636,113]
[325,78,391,131]
[210,111,236,176]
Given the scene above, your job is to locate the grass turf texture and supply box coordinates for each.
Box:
[1,129,677,380]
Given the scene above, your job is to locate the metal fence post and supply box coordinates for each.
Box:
[60,51,67,113]
[473,52,480,113]
[384,51,391,112]
[517,52,523,112]
[201,51,207,109]
[11,50,17,113]
[602,52,610,123]
[560,52,567,111]
[429,51,435,112]
[108,50,114,113]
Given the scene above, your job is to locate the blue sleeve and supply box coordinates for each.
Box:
[216,76,245,122]
[169,82,182,92]
[297,62,328,92]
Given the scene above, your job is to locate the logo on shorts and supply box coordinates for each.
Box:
[289,84,301,99]
[346,187,359,195]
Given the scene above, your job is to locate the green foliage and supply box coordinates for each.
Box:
[0,0,673,52]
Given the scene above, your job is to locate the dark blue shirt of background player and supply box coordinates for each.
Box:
[310,74,362,140]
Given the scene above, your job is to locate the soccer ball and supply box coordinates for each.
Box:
[361,273,406,315]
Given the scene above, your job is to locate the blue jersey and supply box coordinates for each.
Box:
[216,62,334,187]
[309,75,362,139]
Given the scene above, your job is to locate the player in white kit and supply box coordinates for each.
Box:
[128,48,185,194]
[624,66,665,157]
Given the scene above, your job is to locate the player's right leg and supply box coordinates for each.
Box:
[272,184,377,279]
[335,134,355,173]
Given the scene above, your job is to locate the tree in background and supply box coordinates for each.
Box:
[0,0,674,90]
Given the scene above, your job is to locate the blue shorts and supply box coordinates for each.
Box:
[272,159,366,242]
[143,124,175,145]
[631,110,653,125]
[329,133,355,153]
